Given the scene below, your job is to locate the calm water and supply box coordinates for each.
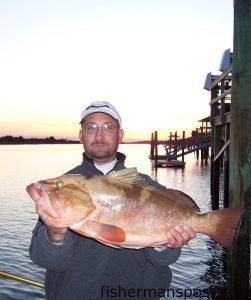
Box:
[0,144,226,299]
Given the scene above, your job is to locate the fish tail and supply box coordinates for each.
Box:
[203,207,246,249]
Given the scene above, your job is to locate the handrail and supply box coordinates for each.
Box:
[213,139,230,162]
[0,270,45,289]
[209,87,232,105]
[209,64,232,89]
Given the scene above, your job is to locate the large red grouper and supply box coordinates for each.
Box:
[27,168,245,249]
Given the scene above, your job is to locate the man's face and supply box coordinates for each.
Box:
[79,112,124,164]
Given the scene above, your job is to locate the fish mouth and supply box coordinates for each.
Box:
[39,180,54,185]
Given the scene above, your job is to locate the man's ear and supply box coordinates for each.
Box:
[79,129,83,143]
[119,129,124,143]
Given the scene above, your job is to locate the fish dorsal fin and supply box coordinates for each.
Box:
[108,167,138,181]
[108,168,156,191]
[108,168,200,212]
[155,188,200,212]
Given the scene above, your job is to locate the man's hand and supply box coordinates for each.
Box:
[26,182,68,243]
[166,225,196,249]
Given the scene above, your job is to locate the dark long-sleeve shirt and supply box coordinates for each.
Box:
[29,152,181,300]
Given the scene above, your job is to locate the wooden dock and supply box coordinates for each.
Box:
[150,128,211,168]
[153,158,186,168]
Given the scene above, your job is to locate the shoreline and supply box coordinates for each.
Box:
[0,136,150,145]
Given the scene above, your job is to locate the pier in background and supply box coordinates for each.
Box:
[149,121,211,168]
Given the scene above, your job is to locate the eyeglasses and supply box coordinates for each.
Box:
[82,123,118,134]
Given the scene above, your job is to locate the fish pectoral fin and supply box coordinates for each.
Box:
[90,221,126,243]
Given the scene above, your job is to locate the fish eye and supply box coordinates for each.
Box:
[55,181,63,188]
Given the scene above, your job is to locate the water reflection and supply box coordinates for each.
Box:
[200,240,227,299]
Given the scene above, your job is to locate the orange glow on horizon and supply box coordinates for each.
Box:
[0,127,196,141]
[123,127,195,141]
[0,114,196,141]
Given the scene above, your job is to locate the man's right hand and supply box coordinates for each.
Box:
[26,182,68,243]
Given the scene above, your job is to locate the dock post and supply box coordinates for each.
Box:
[223,126,230,208]
[182,131,185,163]
[226,1,251,298]
[154,131,158,164]
[223,149,229,208]
[169,132,172,155]
[196,149,199,160]
[150,132,154,159]
[174,131,178,157]
[211,126,221,210]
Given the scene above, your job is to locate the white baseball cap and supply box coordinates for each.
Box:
[80,101,122,126]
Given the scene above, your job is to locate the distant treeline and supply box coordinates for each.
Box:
[0,135,79,144]
[121,140,150,144]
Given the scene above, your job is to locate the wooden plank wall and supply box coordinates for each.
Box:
[227,0,251,299]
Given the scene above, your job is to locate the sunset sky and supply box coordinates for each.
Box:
[0,0,233,141]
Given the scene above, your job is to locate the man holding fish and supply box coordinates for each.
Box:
[26,101,206,299]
